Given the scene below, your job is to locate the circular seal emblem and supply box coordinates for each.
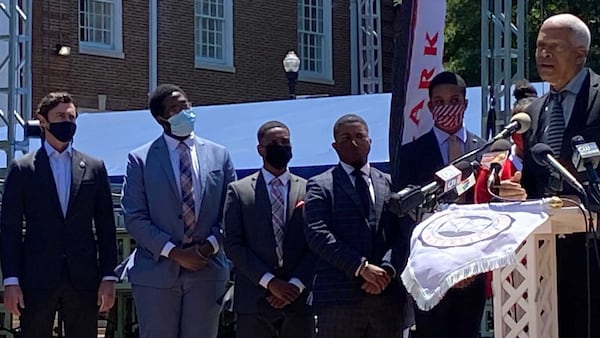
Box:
[419,210,513,248]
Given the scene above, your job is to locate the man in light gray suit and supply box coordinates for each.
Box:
[224,121,314,338]
[121,84,236,338]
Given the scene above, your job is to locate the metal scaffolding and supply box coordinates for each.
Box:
[357,0,383,94]
[481,0,528,135]
[0,0,33,175]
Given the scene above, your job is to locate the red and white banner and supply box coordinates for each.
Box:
[401,0,447,144]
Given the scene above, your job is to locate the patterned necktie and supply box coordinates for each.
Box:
[177,142,196,243]
[352,169,372,215]
[270,178,285,267]
[546,93,565,156]
[448,134,463,162]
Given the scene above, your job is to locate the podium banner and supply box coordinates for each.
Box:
[401,200,549,310]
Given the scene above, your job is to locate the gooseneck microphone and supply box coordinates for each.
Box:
[491,112,532,142]
[531,143,586,196]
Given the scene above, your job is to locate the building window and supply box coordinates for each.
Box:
[194,0,234,72]
[297,0,333,83]
[78,0,124,58]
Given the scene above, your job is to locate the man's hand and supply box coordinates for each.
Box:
[169,246,208,271]
[266,294,288,309]
[97,280,116,313]
[197,241,215,258]
[360,264,391,292]
[3,285,24,316]
[499,171,527,201]
[267,279,300,304]
[361,281,383,294]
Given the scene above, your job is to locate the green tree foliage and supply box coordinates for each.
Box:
[442,0,600,86]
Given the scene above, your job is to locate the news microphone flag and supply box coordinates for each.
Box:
[401,200,549,311]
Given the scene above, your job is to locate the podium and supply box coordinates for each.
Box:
[492,203,590,338]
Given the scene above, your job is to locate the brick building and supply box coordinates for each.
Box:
[32,0,359,111]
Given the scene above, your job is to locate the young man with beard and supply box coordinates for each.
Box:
[224,121,315,338]
[1,92,118,338]
[396,72,490,338]
[121,84,236,338]
[304,114,409,338]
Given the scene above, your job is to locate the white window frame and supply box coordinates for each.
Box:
[297,0,333,84]
[194,0,235,72]
[78,0,124,59]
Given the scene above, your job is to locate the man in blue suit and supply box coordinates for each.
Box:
[224,121,314,338]
[121,84,236,338]
[304,114,409,338]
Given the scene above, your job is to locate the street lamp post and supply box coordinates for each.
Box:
[282,51,300,99]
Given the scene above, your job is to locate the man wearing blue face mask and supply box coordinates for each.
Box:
[1,92,118,338]
[121,84,236,338]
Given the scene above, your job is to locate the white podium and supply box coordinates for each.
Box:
[492,203,589,338]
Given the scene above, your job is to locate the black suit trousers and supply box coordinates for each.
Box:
[412,275,486,338]
[236,306,314,338]
[20,267,98,338]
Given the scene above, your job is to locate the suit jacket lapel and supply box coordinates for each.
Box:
[194,137,207,208]
[332,165,364,215]
[66,150,86,218]
[287,175,301,224]
[254,171,278,260]
[370,168,386,226]
[153,137,181,203]
[35,148,64,221]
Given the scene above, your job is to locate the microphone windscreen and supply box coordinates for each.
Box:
[490,139,512,152]
[531,143,554,166]
[454,161,474,180]
[510,112,532,134]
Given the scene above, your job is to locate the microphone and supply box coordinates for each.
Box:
[531,143,586,196]
[388,161,472,216]
[571,135,600,174]
[491,112,531,142]
[441,161,479,202]
[481,139,512,191]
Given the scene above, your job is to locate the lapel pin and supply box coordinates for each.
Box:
[80,161,86,168]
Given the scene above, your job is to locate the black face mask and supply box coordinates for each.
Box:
[266,144,292,170]
[48,121,77,143]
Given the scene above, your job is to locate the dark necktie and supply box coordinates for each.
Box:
[270,178,285,267]
[546,93,565,156]
[352,169,372,214]
[177,142,196,243]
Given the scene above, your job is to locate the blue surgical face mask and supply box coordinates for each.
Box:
[167,109,196,137]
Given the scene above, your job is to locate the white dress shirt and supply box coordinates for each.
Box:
[257,168,305,293]
[4,142,117,286]
[160,133,219,258]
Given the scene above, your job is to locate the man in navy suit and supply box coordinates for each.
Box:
[224,121,314,338]
[304,114,409,338]
[518,14,600,337]
[396,72,488,338]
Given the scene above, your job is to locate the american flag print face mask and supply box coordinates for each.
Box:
[431,104,466,131]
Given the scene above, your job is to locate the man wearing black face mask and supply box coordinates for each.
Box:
[224,121,315,338]
[1,92,118,338]
[304,114,409,338]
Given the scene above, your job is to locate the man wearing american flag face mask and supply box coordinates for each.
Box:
[396,71,487,338]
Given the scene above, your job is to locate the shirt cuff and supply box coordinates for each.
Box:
[161,241,176,258]
[381,262,397,278]
[355,257,367,277]
[289,278,306,293]
[3,277,19,286]
[259,272,275,289]
[206,235,220,254]
[102,276,119,282]
[382,249,392,263]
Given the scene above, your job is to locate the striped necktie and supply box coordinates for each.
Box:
[546,93,565,156]
[270,178,285,267]
[177,142,196,243]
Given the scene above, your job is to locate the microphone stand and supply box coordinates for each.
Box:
[450,139,494,165]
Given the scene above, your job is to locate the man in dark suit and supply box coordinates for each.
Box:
[121,84,236,338]
[396,72,488,338]
[304,114,408,338]
[0,92,118,338]
[224,121,314,338]
[518,14,600,337]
